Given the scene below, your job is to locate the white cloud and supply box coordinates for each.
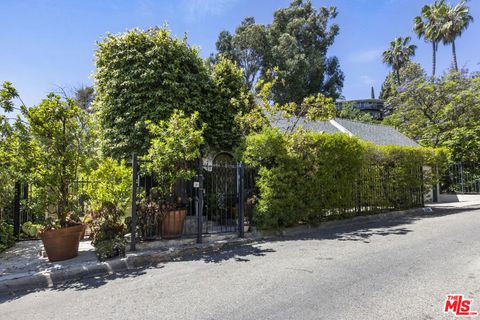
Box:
[180,0,239,22]
[360,75,376,86]
[349,48,383,63]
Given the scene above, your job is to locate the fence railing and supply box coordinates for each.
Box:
[2,156,427,244]
[442,163,480,194]
[1,179,100,240]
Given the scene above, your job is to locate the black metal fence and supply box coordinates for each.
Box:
[129,154,256,250]
[1,181,25,238]
[356,164,424,214]
[1,179,99,240]
[441,163,480,194]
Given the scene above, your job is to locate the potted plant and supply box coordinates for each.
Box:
[41,213,85,262]
[1,85,93,261]
[161,196,187,238]
[26,94,92,261]
[144,109,205,239]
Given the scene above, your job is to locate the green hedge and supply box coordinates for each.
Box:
[242,128,447,229]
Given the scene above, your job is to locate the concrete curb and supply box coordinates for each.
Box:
[0,237,259,295]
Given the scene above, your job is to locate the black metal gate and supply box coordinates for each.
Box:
[130,154,256,250]
[441,163,480,194]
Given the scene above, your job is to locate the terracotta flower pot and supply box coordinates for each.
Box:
[41,224,85,262]
[162,209,187,238]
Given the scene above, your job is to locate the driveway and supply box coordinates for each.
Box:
[1,206,479,319]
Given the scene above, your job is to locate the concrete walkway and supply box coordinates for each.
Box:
[431,193,480,208]
[0,240,97,281]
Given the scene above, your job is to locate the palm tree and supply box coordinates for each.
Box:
[413,0,446,78]
[441,1,474,71]
[383,37,417,85]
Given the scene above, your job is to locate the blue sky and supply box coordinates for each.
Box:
[0,0,479,107]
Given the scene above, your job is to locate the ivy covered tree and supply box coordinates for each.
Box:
[209,56,256,150]
[94,27,254,158]
[94,28,210,159]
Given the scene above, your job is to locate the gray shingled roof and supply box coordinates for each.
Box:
[335,118,419,147]
[271,116,419,147]
[271,116,339,134]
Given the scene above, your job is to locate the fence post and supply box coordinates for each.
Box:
[460,163,465,194]
[22,183,29,222]
[13,181,21,239]
[237,162,245,238]
[432,166,438,203]
[130,153,138,251]
[196,151,204,244]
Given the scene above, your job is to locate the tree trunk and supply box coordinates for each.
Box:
[396,69,401,86]
[432,42,437,79]
[452,40,458,72]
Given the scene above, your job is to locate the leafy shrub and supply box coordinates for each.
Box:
[144,109,205,199]
[85,157,132,212]
[91,203,127,261]
[242,128,447,229]
[21,221,43,238]
[94,27,254,158]
[94,235,126,261]
[0,220,15,252]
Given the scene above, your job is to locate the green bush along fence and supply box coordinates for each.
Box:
[242,128,446,229]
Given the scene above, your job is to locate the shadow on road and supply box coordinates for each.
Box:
[178,243,276,263]
[0,243,276,303]
[0,266,153,304]
[270,205,480,244]
[1,205,478,303]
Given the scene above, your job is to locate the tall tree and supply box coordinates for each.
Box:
[384,71,480,163]
[413,0,446,78]
[441,1,474,71]
[382,37,417,85]
[380,61,426,101]
[216,17,268,91]
[263,0,344,104]
[75,85,95,111]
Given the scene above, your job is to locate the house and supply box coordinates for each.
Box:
[271,117,419,147]
[335,99,385,120]
[271,116,436,203]
[205,116,419,167]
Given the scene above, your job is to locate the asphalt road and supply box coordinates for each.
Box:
[1,207,480,320]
